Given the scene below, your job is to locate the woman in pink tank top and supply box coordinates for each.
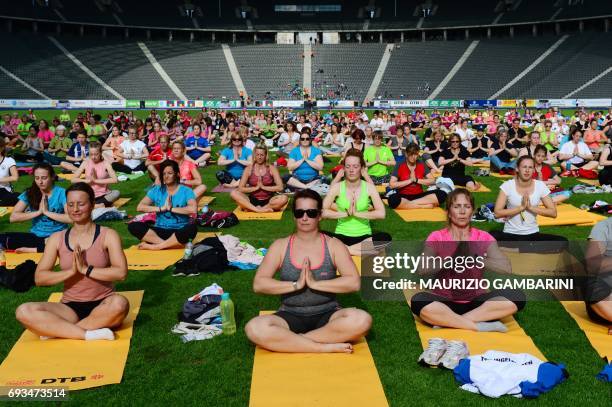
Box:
[230,144,288,213]
[15,183,129,341]
[71,142,120,208]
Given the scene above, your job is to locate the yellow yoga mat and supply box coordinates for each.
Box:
[234,204,287,221]
[0,290,143,391]
[575,178,600,187]
[249,311,388,407]
[393,207,447,222]
[6,252,47,268]
[500,249,585,277]
[456,184,492,193]
[0,206,13,217]
[473,161,491,168]
[198,196,216,208]
[537,204,607,227]
[490,172,513,179]
[561,301,612,359]
[375,184,388,194]
[124,232,219,270]
[57,173,84,181]
[403,290,545,360]
[112,198,130,208]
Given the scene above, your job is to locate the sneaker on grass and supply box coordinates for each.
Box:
[418,338,447,366]
[439,340,469,370]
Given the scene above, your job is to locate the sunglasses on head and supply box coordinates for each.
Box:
[293,208,319,219]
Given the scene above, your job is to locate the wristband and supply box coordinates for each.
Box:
[292,281,298,291]
[86,265,93,277]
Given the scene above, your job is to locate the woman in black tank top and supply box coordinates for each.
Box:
[245,189,372,353]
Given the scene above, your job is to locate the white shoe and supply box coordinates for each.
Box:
[418,338,447,366]
[439,340,469,369]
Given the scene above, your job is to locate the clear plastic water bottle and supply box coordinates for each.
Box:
[184,240,193,260]
[201,205,209,214]
[220,293,236,335]
[0,244,5,268]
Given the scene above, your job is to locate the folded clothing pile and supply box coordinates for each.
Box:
[171,283,224,342]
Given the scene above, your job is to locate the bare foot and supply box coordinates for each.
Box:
[469,182,481,191]
[15,247,36,254]
[138,242,158,250]
[320,343,354,353]
[261,206,274,213]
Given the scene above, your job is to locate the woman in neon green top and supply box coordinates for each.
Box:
[322,149,390,256]
[363,131,396,185]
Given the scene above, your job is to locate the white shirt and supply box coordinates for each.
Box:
[0,156,16,192]
[560,140,591,164]
[500,179,550,235]
[370,118,384,131]
[120,139,147,169]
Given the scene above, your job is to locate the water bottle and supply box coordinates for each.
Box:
[184,240,193,260]
[220,293,236,335]
[0,244,5,268]
[201,205,209,214]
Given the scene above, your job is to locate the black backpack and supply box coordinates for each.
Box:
[0,260,37,293]
[174,237,229,274]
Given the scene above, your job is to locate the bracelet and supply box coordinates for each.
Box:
[86,265,93,277]
[292,281,298,291]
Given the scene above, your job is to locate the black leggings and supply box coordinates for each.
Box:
[489,230,568,253]
[0,188,19,206]
[0,232,46,252]
[13,152,43,163]
[410,289,526,317]
[127,222,197,244]
[387,190,447,209]
[111,162,146,174]
[448,174,475,187]
[324,231,391,247]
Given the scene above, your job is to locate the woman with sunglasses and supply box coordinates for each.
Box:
[410,189,520,336]
[323,149,389,256]
[15,182,129,341]
[438,133,481,191]
[245,189,371,353]
[217,134,253,188]
[540,120,559,153]
[231,144,288,213]
[1,163,70,253]
[129,160,197,250]
[286,129,324,190]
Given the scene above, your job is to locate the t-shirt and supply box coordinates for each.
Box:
[289,146,322,182]
[500,179,550,235]
[393,162,427,195]
[178,159,197,182]
[67,142,89,162]
[470,137,490,159]
[589,218,612,257]
[426,228,495,301]
[146,185,195,230]
[425,140,449,163]
[17,122,31,137]
[48,137,73,158]
[38,129,54,144]
[533,164,556,181]
[221,147,252,179]
[0,156,16,192]
[185,136,209,160]
[490,141,513,163]
[559,141,591,164]
[18,186,67,238]
[148,146,171,164]
[441,147,470,178]
[363,146,394,177]
[120,139,147,169]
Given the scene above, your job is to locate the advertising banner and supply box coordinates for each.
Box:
[496,99,520,108]
[525,99,538,107]
[576,98,612,107]
[465,100,497,108]
[144,100,161,108]
[428,100,463,108]
[316,100,355,108]
[126,100,140,108]
[1,99,56,108]
[272,100,304,108]
[373,100,428,108]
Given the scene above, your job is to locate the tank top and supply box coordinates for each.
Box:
[248,164,274,201]
[84,159,109,198]
[279,234,339,315]
[389,136,409,156]
[60,225,114,303]
[334,181,372,237]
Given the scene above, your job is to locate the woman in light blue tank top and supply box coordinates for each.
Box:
[245,189,372,353]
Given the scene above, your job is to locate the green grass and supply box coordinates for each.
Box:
[0,122,610,405]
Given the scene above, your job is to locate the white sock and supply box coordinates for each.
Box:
[476,321,508,333]
[84,328,115,341]
[40,335,55,340]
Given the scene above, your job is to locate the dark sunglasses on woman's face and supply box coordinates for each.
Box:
[300,137,310,141]
[293,209,319,219]
[231,138,242,141]
[451,140,460,144]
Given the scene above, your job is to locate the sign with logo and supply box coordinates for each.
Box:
[272,100,304,108]
[465,100,496,108]
[428,100,463,108]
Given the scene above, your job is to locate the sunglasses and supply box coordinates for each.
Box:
[300,137,311,141]
[450,140,460,143]
[293,209,319,219]
[231,138,242,141]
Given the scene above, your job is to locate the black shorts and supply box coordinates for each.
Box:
[64,298,105,320]
[410,289,526,317]
[275,308,340,334]
[387,190,447,209]
[324,231,392,247]
[449,175,475,187]
[95,196,112,207]
[249,195,271,207]
[586,303,612,324]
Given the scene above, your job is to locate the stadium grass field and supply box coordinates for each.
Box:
[0,110,610,405]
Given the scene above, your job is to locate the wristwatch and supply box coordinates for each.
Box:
[292,281,298,291]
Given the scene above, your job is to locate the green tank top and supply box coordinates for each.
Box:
[335,181,372,237]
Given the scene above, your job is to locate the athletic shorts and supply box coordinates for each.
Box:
[249,195,271,207]
[64,298,105,320]
[95,196,112,207]
[449,175,475,187]
[410,289,526,317]
[275,307,340,334]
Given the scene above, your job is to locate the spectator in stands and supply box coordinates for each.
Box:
[584,119,606,153]
[508,118,527,148]
[467,126,490,162]
[0,139,19,206]
[168,140,206,201]
[184,123,211,168]
[363,131,396,185]
[388,144,446,209]
[217,133,253,188]
[43,125,72,165]
[488,128,517,175]
[101,125,125,163]
[439,133,481,191]
[231,144,288,213]
[60,132,89,173]
[111,126,148,174]
[130,160,197,251]
[14,126,44,163]
[558,128,599,176]
[2,163,69,253]
[146,135,172,184]
[286,130,324,190]
[71,142,119,208]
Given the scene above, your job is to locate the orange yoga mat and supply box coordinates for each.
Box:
[537,204,607,227]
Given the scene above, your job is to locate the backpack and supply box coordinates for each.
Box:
[197,209,239,229]
[0,260,36,293]
[173,237,229,275]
